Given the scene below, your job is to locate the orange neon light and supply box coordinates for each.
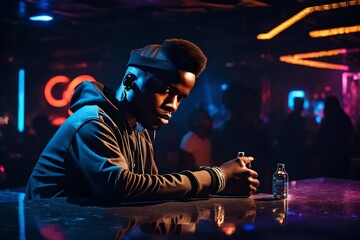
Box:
[257,0,360,40]
[51,116,67,126]
[63,75,96,103]
[309,25,360,38]
[44,75,70,107]
[220,223,236,236]
[291,48,348,59]
[279,48,360,70]
[44,75,96,107]
[279,56,349,70]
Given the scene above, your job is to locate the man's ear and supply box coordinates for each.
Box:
[123,73,137,90]
[126,67,150,94]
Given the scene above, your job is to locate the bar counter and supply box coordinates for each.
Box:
[1,178,359,239]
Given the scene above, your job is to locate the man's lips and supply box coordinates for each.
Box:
[159,113,172,121]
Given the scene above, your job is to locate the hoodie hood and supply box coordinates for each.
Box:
[70,81,120,117]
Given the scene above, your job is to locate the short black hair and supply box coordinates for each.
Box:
[127,38,207,77]
[161,38,207,77]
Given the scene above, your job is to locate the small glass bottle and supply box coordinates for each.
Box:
[272,163,289,199]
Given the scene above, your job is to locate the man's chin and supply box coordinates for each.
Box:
[140,121,163,130]
[152,125,162,130]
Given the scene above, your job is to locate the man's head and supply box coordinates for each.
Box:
[116,38,207,130]
[222,81,261,124]
[293,97,304,114]
[324,95,341,116]
[186,104,213,138]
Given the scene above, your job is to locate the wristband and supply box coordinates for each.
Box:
[199,166,226,194]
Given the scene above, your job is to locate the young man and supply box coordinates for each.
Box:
[26,38,259,202]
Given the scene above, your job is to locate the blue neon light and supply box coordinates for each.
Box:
[18,193,25,240]
[288,90,309,110]
[315,116,322,124]
[221,83,228,91]
[29,15,53,21]
[18,69,25,133]
[243,223,255,231]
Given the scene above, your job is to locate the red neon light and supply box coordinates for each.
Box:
[63,75,96,104]
[44,75,96,108]
[51,116,67,126]
[44,75,70,107]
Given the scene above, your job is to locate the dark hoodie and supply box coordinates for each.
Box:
[25,81,210,202]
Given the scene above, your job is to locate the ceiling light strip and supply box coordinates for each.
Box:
[279,56,349,70]
[292,48,348,59]
[309,25,360,38]
[278,48,360,70]
[257,0,360,40]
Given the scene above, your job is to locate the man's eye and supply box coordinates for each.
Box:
[152,81,170,94]
[177,95,186,102]
[156,86,170,94]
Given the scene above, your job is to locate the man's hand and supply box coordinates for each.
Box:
[219,155,260,196]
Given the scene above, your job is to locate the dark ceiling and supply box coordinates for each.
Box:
[1,0,360,72]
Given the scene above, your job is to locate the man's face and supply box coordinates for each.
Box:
[132,70,196,130]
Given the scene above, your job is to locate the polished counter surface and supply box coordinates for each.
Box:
[0,178,359,239]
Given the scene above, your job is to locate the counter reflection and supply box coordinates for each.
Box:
[25,198,257,239]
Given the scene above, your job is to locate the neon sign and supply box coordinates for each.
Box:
[44,75,96,125]
[44,75,96,107]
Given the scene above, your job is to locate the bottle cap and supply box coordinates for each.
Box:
[237,152,245,157]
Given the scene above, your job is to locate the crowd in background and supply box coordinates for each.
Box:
[154,81,360,193]
[1,81,360,192]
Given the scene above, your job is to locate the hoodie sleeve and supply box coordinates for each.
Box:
[69,119,212,202]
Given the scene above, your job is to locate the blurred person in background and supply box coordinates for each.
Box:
[317,96,353,179]
[212,81,270,193]
[179,103,214,170]
[278,97,307,180]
